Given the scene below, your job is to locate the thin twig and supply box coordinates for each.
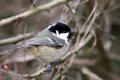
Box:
[79,0,97,34]
[0,32,34,46]
[30,0,38,8]
[51,60,68,80]
[81,67,103,80]
[87,30,97,51]
[80,0,99,43]
[22,67,48,78]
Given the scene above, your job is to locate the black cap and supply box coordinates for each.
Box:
[48,22,71,34]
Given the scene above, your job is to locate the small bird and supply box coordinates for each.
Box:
[18,22,74,64]
[3,22,74,66]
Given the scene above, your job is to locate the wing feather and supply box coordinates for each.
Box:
[23,37,64,48]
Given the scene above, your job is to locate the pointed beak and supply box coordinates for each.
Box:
[71,29,76,34]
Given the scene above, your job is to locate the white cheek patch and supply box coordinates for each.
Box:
[55,31,69,45]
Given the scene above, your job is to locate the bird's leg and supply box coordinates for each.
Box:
[56,59,62,68]
[44,63,52,73]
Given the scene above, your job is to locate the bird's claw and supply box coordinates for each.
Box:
[44,64,52,73]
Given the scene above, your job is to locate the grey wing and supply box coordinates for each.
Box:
[23,37,64,48]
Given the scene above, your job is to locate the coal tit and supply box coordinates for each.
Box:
[17,22,74,63]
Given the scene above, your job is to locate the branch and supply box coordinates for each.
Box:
[0,0,67,27]
[23,68,48,78]
[0,32,34,46]
[81,67,103,80]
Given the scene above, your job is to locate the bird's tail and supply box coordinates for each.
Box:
[0,44,27,55]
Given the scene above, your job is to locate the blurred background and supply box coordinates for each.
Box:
[0,0,120,80]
